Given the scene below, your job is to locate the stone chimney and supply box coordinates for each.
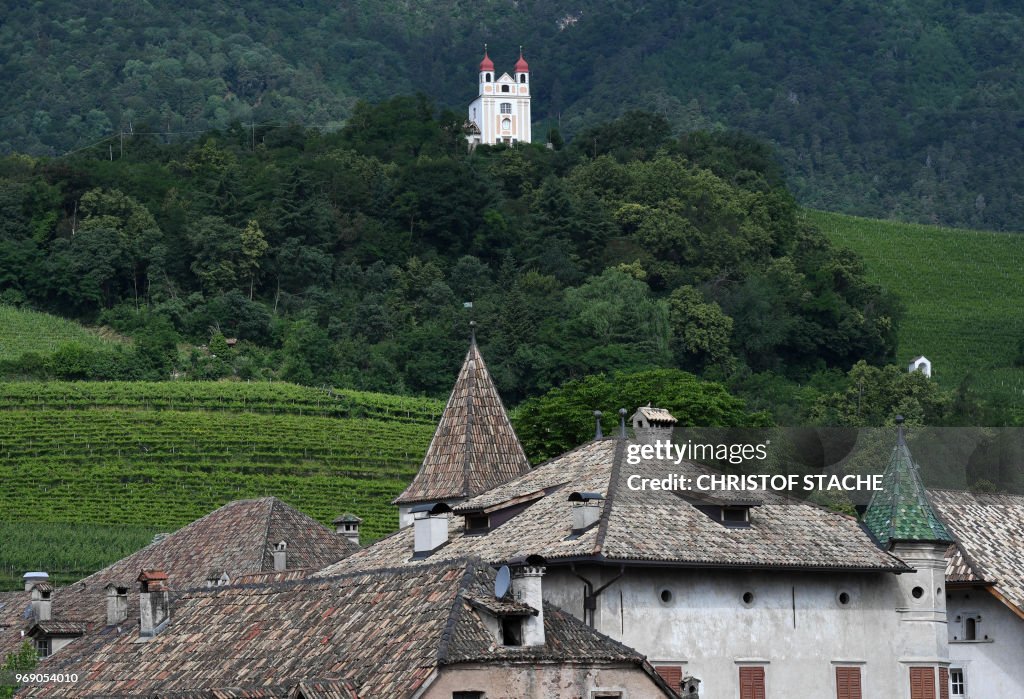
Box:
[23,571,49,592]
[137,570,170,638]
[568,492,604,531]
[105,584,129,626]
[333,513,362,546]
[412,503,452,556]
[273,541,288,571]
[631,406,677,445]
[512,557,546,646]
[30,583,53,622]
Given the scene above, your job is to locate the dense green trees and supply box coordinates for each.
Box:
[0,103,905,420]
[3,2,1024,228]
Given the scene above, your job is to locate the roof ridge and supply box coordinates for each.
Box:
[436,559,480,664]
[593,439,626,555]
[260,496,277,571]
[462,343,477,499]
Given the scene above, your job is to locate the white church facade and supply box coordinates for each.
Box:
[467,47,532,148]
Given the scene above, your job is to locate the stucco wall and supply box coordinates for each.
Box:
[947,588,1024,698]
[424,662,670,698]
[543,560,950,699]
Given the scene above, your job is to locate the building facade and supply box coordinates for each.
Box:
[466,47,531,148]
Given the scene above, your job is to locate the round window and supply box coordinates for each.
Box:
[912,586,924,599]
[742,591,755,606]
[837,591,851,606]
[660,589,673,604]
[502,118,511,130]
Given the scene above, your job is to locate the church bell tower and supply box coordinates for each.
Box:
[467,46,532,148]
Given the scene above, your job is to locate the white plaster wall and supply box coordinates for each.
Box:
[544,564,949,699]
[947,588,1024,698]
[425,663,670,699]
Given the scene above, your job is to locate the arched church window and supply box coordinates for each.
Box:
[964,617,976,640]
[500,103,512,114]
[486,73,492,82]
[520,74,526,83]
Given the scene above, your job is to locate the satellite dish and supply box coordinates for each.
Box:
[494,565,511,599]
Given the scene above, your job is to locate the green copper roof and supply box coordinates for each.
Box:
[863,423,953,548]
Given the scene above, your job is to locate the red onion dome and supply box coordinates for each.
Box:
[514,51,529,72]
[479,50,494,72]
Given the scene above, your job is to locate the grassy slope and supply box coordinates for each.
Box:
[0,381,442,590]
[0,306,125,360]
[810,210,1024,407]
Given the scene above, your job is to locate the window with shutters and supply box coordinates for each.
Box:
[654,665,682,688]
[739,666,766,699]
[835,666,862,699]
[938,668,949,699]
[910,667,937,699]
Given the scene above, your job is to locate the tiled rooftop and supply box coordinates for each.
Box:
[928,489,1024,615]
[324,438,909,575]
[25,559,660,698]
[1,497,356,657]
[394,340,531,505]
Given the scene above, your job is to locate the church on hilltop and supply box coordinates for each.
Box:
[466,46,531,148]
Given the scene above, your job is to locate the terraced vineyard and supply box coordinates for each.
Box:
[0,306,125,360]
[811,210,1024,412]
[0,381,442,590]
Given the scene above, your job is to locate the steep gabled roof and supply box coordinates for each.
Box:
[394,339,530,505]
[863,423,953,548]
[928,488,1024,618]
[327,438,907,574]
[0,498,356,657]
[26,559,667,698]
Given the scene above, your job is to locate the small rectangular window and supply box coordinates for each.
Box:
[909,667,936,699]
[453,693,484,699]
[950,668,965,697]
[502,84,510,92]
[722,507,749,523]
[654,665,682,687]
[500,617,522,646]
[500,103,512,114]
[34,638,50,658]
[739,666,766,699]
[836,666,862,699]
[465,514,489,531]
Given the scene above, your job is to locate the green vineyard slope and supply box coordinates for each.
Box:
[811,210,1024,411]
[0,381,442,590]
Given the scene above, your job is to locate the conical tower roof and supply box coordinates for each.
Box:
[863,418,953,548]
[394,335,531,505]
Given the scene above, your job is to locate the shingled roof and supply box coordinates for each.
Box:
[927,489,1024,618]
[24,559,669,698]
[1,498,356,657]
[393,337,531,506]
[324,437,908,575]
[863,422,954,548]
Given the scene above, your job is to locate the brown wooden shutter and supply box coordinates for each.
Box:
[654,665,682,688]
[910,667,937,699]
[836,666,862,699]
[939,668,949,699]
[739,666,766,699]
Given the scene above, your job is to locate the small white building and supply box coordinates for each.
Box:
[467,46,532,148]
[909,355,932,377]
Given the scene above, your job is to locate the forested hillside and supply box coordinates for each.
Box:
[0,105,902,415]
[4,1,1024,228]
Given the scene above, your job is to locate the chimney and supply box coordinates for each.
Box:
[30,583,53,622]
[333,513,362,546]
[631,406,677,445]
[273,541,288,571]
[512,556,547,646]
[568,492,604,531]
[105,584,129,626]
[23,571,49,592]
[137,570,170,638]
[412,503,452,556]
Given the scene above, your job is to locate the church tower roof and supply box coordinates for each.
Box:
[863,417,954,548]
[393,328,531,506]
[479,47,494,72]
[514,48,529,73]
